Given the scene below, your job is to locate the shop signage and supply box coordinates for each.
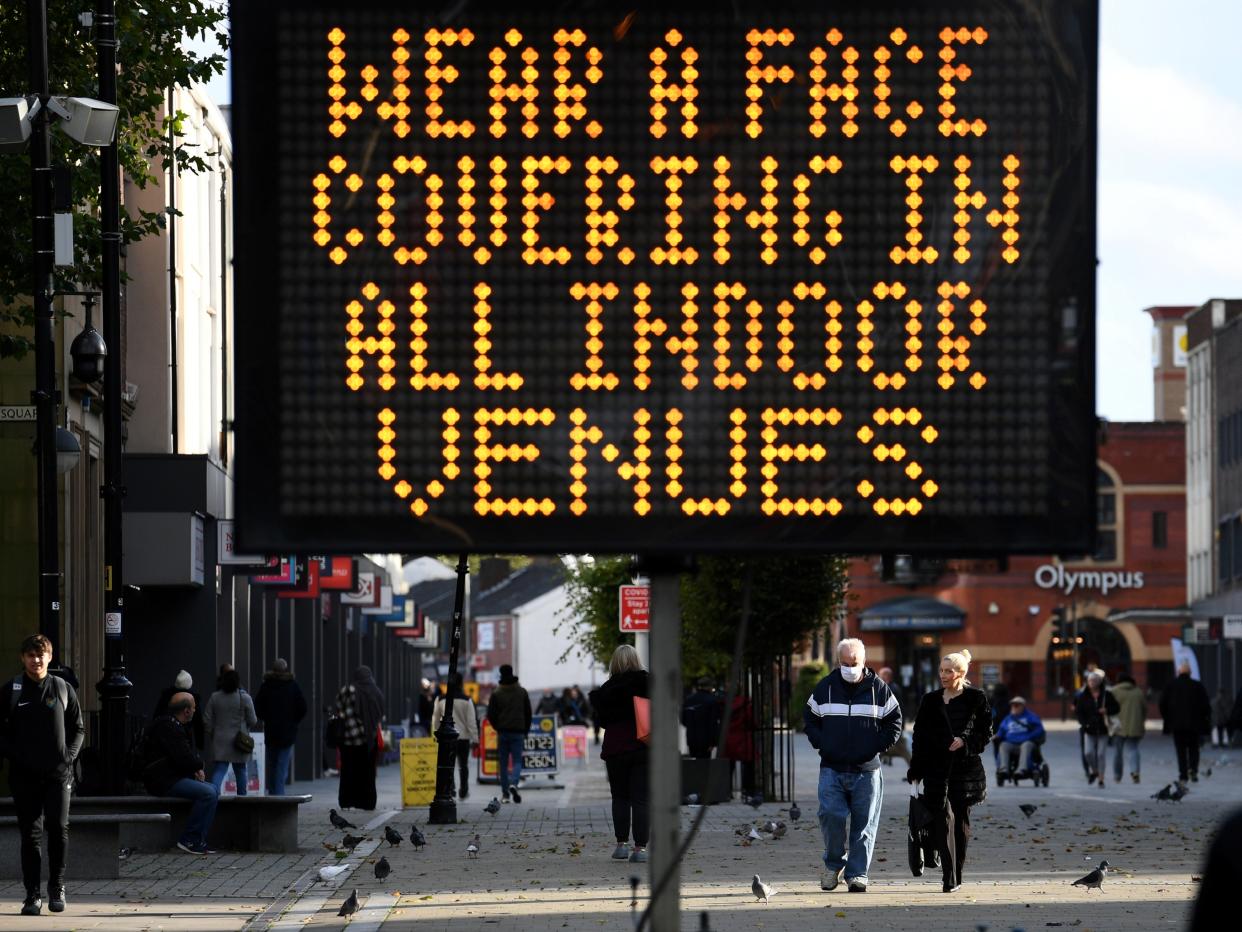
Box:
[1224,615,1242,640]
[1033,563,1144,597]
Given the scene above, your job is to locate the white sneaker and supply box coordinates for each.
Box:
[820,867,843,891]
[611,844,630,860]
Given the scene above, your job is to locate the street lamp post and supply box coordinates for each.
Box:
[428,553,468,824]
[94,0,132,795]
[26,0,62,652]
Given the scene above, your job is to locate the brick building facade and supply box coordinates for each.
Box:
[844,422,1187,719]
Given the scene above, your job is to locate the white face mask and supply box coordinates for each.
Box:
[840,664,864,683]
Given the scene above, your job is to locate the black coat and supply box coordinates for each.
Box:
[153,686,204,750]
[681,689,721,753]
[590,669,649,760]
[909,687,993,807]
[1160,674,1211,735]
[1075,687,1120,736]
[142,714,205,795]
[254,673,308,749]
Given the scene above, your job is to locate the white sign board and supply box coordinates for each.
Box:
[217,519,266,565]
[1225,615,1242,640]
[476,621,495,651]
[0,405,37,421]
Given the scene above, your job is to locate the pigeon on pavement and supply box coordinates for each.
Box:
[318,864,350,883]
[338,888,360,916]
[1203,767,1213,778]
[484,797,502,815]
[788,802,801,822]
[751,874,777,903]
[374,856,391,881]
[1170,782,1189,801]
[1152,783,1174,801]
[760,820,778,834]
[330,809,356,830]
[384,825,402,847]
[1019,804,1039,818]
[342,833,365,850]
[683,793,700,805]
[467,834,480,858]
[747,826,762,841]
[771,822,787,839]
[1072,860,1110,892]
[410,826,426,850]
[745,794,764,809]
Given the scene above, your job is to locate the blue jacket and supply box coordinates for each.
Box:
[803,668,902,772]
[996,709,1045,746]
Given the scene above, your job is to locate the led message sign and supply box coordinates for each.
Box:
[233,0,1097,555]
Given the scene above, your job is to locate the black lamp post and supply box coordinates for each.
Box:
[428,553,469,824]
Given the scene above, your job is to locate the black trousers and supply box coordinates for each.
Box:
[605,752,649,847]
[337,743,377,810]
[1173,730,1201,779]
[10,768,71,894]
[927,782,972,887]
[454,739,471,796]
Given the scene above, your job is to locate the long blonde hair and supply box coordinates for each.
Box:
[942,648,973,686]
[609,644,644,677]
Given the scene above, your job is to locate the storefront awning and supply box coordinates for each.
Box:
[857,596,965,632]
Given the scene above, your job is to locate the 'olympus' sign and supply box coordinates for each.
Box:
[1033,564,1144,597]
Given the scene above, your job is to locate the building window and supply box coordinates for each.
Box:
[1152,511,1168,549]
[1095,468,1117,562]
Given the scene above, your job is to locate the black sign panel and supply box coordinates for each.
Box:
[233,0,1097,555]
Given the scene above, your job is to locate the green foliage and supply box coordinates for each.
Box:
[560,555,849,679]
[0,1,228,356]
[790,661,828,732]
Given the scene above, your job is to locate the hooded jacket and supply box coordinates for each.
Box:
[803,667,902,772]
[995,708,1046,746]
[1160,674,1211,734]
[254,671,308,749]
[1111,680,1146,738]
[487,680,532,733]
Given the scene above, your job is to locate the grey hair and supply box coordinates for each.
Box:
[1086,670,1104,684]
[272,658,289,673]
[609,644,644,676]
[836,638,866,663]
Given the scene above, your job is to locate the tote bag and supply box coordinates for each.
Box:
[633,696,651,745]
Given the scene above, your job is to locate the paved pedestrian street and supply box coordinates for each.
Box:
[0,725,1234,930]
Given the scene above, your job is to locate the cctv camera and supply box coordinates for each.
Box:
[47,96,118,147]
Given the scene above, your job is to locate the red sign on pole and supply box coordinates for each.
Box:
[619,585,650,633]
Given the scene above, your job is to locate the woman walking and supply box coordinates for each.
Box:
[203,667,258,794]
[908,649,993,893]
[589,645,650,864]
[430,673,479,799]
[335,666,385,810]
[1075,670,1119,787]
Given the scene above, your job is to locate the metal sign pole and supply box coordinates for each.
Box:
[648,567,682,931]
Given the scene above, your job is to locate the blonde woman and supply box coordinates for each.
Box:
[588,645,650,864]
[908,649,993,892]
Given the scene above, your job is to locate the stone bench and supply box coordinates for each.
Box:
[0,794,310,853]
[0,813,170,879]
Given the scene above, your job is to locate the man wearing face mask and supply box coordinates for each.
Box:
[803,638,902,894]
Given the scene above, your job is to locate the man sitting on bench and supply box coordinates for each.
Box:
[140,693,219,855]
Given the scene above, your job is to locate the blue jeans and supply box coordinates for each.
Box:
[817,766,884,883]
[166,777,219,846]
[268,745,293,796]
[498,731,525,796]
[1082,733,1107,779]
[210,760,249,796]
[1113,736,1141,779]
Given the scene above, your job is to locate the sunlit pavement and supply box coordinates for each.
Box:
[0,724,1235,930]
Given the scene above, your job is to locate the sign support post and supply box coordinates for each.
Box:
[428,553,468,824]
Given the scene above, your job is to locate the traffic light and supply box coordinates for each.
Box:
[1051,607,1071,645]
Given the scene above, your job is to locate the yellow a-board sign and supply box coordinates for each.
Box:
[400,737,438,807]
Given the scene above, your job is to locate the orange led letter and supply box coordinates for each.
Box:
[552,29,603,138]
[857,281,921,390]
[808,30,860,139]
[888,155,940,264]
[856,407,939,515]
[345,282,398,392]
[472,282,524,391]
[776,282,844,391]
[744,28,796,138]
[488,29,539,138]
[472,407,556,516]
[872,27,926,138]
[710,283,763,390]
[632,282,701,390]
[569,282,621,391]
[584,156,635,265]
[792,155,844,264]
[520,155,572,265]
[650,156,699,265]
[381,157,443,265]
[568,408,655,516]
[938,26,988,137]
[649,30,699,139]
[711,155,780,266]
[408,282,460,391]
[423,28,475,139]
[376,407,461,517]
[950,154,1021,264]
[933,281,987,390]
[759,407,844,516]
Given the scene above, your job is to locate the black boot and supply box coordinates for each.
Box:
[20,892,41,916]
[48,885,66,913]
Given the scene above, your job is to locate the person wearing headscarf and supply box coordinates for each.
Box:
[335,666,385,809]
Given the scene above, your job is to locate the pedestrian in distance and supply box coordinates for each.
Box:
[908,649,993,893]
[560,685,590,727]
[140,691,219,855]
[431,672,479,800]
[877,667,912,766]
[254,658,308,796]
[335,666,386,810]
[486,664,532,804]
[535,690,560,716]
[1211,688,1233,748]
[416,678,435,736]
[1110,672,1146,783]
[0,634,84,916]
[803,637,903,894]
[724,687,759,796]
[1160,660,1212,782]
[203,666,258,795]
[589,644,650,864]
[1075,670,1119,787]
[995,696,1045,779]
[681,677,721,760]
[153,669,204,750]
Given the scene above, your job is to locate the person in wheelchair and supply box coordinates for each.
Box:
[995,697,1046,779]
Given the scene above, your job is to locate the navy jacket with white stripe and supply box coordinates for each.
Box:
[803,667,903,772]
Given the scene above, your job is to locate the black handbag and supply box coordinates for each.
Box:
[233,693,255,754]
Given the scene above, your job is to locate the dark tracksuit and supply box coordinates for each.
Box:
[0,674,85,896]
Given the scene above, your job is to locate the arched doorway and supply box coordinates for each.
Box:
[1046,617,1132,698]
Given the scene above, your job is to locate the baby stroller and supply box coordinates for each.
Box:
[993,737,1050,787]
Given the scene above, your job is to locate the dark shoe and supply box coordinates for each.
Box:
[1132,773,1141,784]
[847,880,867,893]
[1191,772,1199,783]
[47,887,65,913]
[510,789,522,804]
[177,840,205,855]
[194,842,217,855]
[942,881,961,893]
[20,894,41,916]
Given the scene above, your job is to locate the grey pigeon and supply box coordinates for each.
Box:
[342,833,365,849]
[746,826,762,841]
[1072,860,1110,892]
[760,820,778,834]
[466,834,480,858]
[409,826,426,850]
[1203,767,1213,778]
[788,802,801,822]
[1170,782,1189,801]
[374,856,391,881]
[683,793,700,805]
[771,822,787,839]
[1019,804,1038,818]
[745,793,764,809]
[384,825,402,847]
[338,888,359,916]
[1152,783,1174,800]
[484,797,502,815]
[330,809,356,830]
[751,874,777,902]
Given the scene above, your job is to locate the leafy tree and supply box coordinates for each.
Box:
[0,1,228,357]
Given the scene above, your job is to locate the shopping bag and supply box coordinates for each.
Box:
[633,696,651,745]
